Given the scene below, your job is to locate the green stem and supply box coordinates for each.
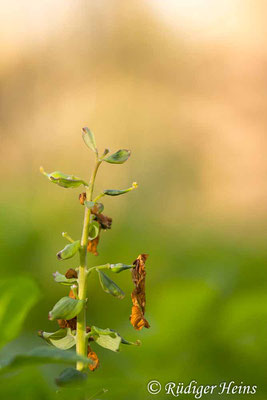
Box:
[76,158,101,371]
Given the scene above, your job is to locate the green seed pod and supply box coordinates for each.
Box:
[103,182,138,196]
[109,263,133,273]
[57,240,80,260]
[40,167,88,188]
[97,270,125,299]
[103,149,131,164]
[48,297,84,321]
[82,127,97,153]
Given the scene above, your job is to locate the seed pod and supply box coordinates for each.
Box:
[57,240,80,260]
[40,168,88,188]
[48,297,84,321]
[109,263,133,273]
[97,270,125,299]
[103,149,131,164]
[82,127,97,153]
[103,182,138,196]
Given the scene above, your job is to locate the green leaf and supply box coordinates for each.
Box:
[103,149,131,164]
[84,200,95,209]
[48,297,84,321]
[90,326,121,352]
[0,277,40,349]
[109,263,133,273]
[39,328,76,350]
[40,168,88,188]
[56,367,88,387]
[97,270,125,299]
[0,347,92,373]
[82,127,97,153]
[53,271,77,286]
[57,240,80,260]
[103,182,138,196]
[88,221,99,240]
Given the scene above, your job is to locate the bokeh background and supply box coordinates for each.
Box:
[1,0,267,399]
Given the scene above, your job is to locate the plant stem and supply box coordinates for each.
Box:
[76,158,101,371]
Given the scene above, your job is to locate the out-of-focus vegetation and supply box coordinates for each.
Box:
[1,0,267,399]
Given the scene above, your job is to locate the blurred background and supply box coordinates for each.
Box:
[1,0,267,399]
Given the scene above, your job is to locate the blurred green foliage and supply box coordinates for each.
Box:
[0,186,267,399]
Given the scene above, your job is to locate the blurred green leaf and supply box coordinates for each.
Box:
[40,168,88,188]
[39,328,76,350]
[53,271,77,286]
[103,149,131,164]
[48,297,84,321]
[57,240,80,260]
[82,127,97,153]
[0,347,92,373]
[0,277,40,349]
[56,367,88,387]
[103,182,138,197]
[97,271,125,299]
[88,221,100,240]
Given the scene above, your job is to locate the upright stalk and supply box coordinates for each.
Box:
[76,159,101,371]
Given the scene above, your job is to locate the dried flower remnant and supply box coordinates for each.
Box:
[130,254,150,330]
[87,206,112,255]
[65,268,78,279]
[79,192,87,205]
[87,345,99,371]
[95,213,112,230]
[87,235,100,256]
